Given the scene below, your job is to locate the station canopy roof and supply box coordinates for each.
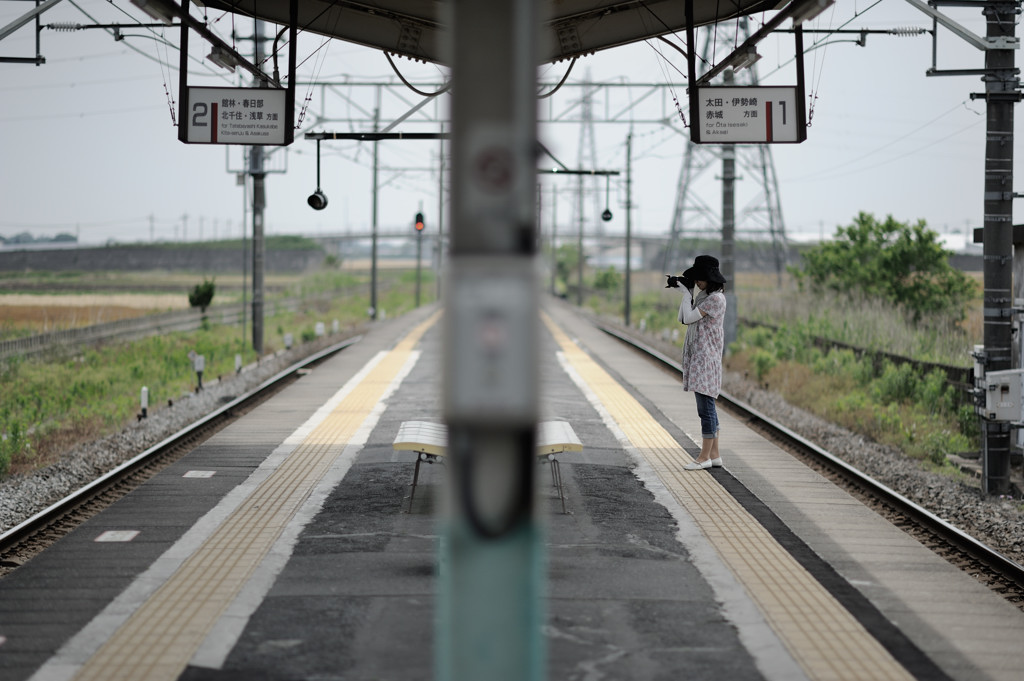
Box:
[199,0,784,66]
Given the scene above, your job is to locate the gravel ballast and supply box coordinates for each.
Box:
[3,326,1023,573]
[0,342,332,535]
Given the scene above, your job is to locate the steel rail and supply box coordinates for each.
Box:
[597,322,1024,591]
[0,335,362,558]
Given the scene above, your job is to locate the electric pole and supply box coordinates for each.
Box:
[980,0,1020,494]
[625,132,633,327]
[249,21,267,356]
[721,69,738,349]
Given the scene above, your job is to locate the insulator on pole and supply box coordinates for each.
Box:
[48,22,84,31]
[888,26,927,37]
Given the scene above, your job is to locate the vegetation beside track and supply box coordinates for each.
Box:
[0,213,982,481]
[561,214,984,473]
[0,267,436,479]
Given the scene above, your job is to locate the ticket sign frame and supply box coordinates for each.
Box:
[183,87,288,146]
[683,0,810,145]
[175,0,296,147]
[695,86,805,144]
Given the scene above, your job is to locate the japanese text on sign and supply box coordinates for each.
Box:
[695,86,802,144]
[184,87,288,146]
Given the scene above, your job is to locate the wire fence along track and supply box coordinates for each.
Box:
[738,318,974,392]
[574,290,972,392]
[0,304,245,361]
[0,336,362,573]
[595,322,1024,597]
[0,290,370,362]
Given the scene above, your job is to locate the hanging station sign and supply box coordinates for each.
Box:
[695,86,804,144]
[182,87,288,145]
[172,0,297,147]
[682,0,822,145]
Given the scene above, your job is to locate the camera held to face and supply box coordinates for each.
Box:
[665,274,693,289]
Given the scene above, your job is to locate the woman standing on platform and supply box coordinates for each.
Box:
[670,255,727,470]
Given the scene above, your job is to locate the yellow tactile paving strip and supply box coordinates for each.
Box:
[72,312,440,681]
[543,313,915,681]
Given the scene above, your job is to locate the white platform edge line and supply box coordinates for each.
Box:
[191,348,422,669]
[29,350,395,681]
[554,350,811,681]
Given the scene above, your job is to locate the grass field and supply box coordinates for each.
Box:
[0,263,983,478]
[0,293,190,338]
[0,271,299,341]
[0,266,437,478]
[2,266,985,353]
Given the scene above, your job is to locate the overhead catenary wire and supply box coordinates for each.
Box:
[64,0,237,85]
[646,35,690,125]
[804,1,841,126]
[788,118,981,183]
[757,0,887,81]
[785,100,981,182]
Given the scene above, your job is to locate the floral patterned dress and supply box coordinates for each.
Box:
[678,289,726,399]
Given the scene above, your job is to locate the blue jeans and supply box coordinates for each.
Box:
[695,392,719,439]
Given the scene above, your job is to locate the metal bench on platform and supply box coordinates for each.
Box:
[393,420,582,513]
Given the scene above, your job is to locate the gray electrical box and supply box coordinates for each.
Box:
[984,369,1024,421]
[973,344,985,391]
[443,257,538,426]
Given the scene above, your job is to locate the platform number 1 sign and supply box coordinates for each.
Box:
[695,86,804,144]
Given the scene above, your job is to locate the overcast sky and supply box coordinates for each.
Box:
[0,1,1009,250]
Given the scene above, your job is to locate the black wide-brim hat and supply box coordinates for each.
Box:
[683,254,727,284]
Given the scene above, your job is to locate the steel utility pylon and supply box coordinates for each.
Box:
[574,72,607,239]
[664,18,789,280]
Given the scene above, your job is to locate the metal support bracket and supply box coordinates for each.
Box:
[985,307,1016,318]
[0,0,63,42]
[928,68,1001,76]
[0,0,66,64]
[905,0,1019,50]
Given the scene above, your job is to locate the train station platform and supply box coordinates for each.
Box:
[1,300,1022,681]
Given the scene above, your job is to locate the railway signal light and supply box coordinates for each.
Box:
[308,139,327,210]
[415,212,425,231]
[308,190,328,211]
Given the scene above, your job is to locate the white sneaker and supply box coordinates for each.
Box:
[683,459,712,471]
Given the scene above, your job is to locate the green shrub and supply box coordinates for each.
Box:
[919,369,955,416]
[917,428,969,467]
[741,326,775,351]
[812,348,857,377]
[958,404,980,440]
[851,353,877,387]
[750,350,776,381]
[593,267,622,291]
[188,278,216,311]
[0,418,24,476]
[732,327,973,468]
[789,212,977,323]
[871,361,920,405]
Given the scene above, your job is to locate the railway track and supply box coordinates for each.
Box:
[6,314,1024,609]
[0,292,357,362]
[597,322,1024,608]
[0,336,361,578]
